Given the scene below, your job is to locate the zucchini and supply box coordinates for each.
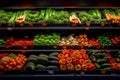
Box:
[115,58,120,62]
[103,67,111,71]
[35,64,46,70]
[25,62,35,71]
[37,57,48,65]
[47,65,58,70]
[39,54,48,59]
[29,55,38,58]
[94,63,100,69]
[48,56,59,60]
[28,57,37,63]
[49,60,59,66]
[49,52,59,57]
[90,55,97,62]
[97,59,107,63]
[101,63,111,68]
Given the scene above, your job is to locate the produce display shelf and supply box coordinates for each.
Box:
[0,27,120,30]
[0,49,119,52]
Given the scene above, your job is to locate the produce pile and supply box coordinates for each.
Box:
[103,9,120,24]
[97,36,112,47]
[34,33,60,46]
[3,37,33,49]
[110,36,120,45]
[58,49,96,71]
[0,8,120,26]
[0,53,27,71]
[0,34,119,49]
[88,50,120,71]
[24,52,59,71]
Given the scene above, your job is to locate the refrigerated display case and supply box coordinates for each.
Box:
[0,7,120,80]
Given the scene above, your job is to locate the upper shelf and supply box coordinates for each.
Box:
[0,27,120,30]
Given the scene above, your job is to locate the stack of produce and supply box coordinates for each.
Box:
[105,53,119,70]
[88,50,111,71]
[97,36,112,47]
[58,49,96,71]
[23,10,40,25]
[24,52,59,71]
[78,9,106,24]
[77,34,91,48]
[34,33,60,46]
[0,53,27,71]
[110,36,120,45]
[42,8,70,24]
[59,34,79,46]
[88,38,100,48]
[4,37,33,49]
[0,10,16,26]
[103,9,120,24]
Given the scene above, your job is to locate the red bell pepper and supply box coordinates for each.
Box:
[59,58,66,65]
[67,63,74,71]
[66,57,72,63]
[82,54,89,60]
[58,53,64,59]
[79,59,85,65]
[109,59,117,64]
[75,64,81,71]
[88,64,96,71]
[105,53,112,60]
[60,65,67,71]
[72,59,79,65]
[111,63,118,70]
[84,59,92,65]
[81,64,87,71]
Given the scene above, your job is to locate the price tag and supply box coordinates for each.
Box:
[7,27,13,31]
[85,27,89,30]
[48,70,54,75]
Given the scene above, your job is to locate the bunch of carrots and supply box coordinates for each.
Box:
[0,54,27,71]
[105,14,120,23]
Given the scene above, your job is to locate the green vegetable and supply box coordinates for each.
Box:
[97,59,107,63]
[35,64,46,70]
[9,53,17,58]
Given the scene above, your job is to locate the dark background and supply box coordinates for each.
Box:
[0,0,119,7]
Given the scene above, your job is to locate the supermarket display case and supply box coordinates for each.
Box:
[0,7,120,80]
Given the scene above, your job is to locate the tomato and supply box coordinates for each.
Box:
[111,63,118,70]
[88,64,96,71]
[66,57,72,63]
[82,54,89,60]
[79,59,85,65]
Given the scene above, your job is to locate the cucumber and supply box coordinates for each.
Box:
[25,62,36,71]
[103,67,111,71]
[97,59,107,63]
[48,56,59,60]
[39,54,48,59]
[35,64,46,70]
[47,65,58,70]
[29,55,38,58]
[49,60,59,66]
[28,57,37,63]
[90,55,97,62]
[37,57,48,65]
[94,63,100,69]
[101,63,111,68]
[115,58,120,62]
[49,52,59,57]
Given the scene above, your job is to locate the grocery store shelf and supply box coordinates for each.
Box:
[0,27,120,30]
[0,49,119,52]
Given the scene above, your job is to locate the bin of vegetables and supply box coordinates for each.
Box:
[0,53,27,71]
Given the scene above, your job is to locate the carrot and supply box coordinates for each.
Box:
[105,14,111,20]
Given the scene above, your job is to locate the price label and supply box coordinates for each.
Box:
[7,27,13,31]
